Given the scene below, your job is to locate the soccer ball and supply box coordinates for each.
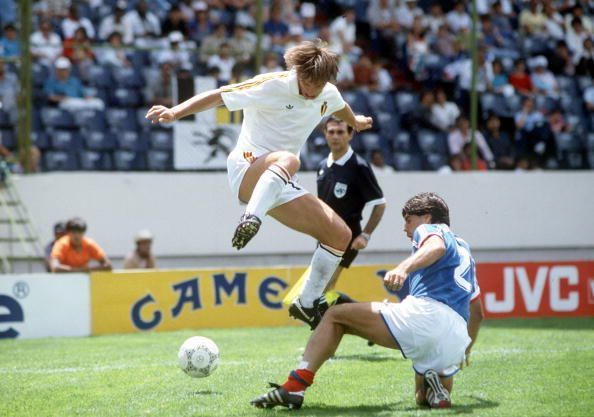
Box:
[177,336,220,378]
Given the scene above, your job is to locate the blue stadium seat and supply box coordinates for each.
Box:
[376,111,399,140]
[87,65,113,88]
[556,76,577,96]
[587,152,594,169]
[505,94,523,114]
[393,152,422,171]
[147,150,173,171]
[555,132,582,153]
[586,133,594,151]
[73,109,108,131]
[0,109,13,128]
[43,151,79,171]
[116,130,148,151]
[112,88,143,107]
[83,130,116,151]
[49,129,82,150]
[79,150,113,171]
[394,131,414,152]
[360,133,381,151]
[112,67,144,88]
[395,91,419,114]
[149,129,173,150]
[106,108,138,131]
[0,128,16,149]
[32,63,50,88]
[367,91,395,114]
[113,150,147,171]
[577,76,592,92]
[40,108,76,129]
[342,90,371,115]
[32,131,50,150]
[417,130,447,154]
[424,153,448,171]
[137,108,153,131]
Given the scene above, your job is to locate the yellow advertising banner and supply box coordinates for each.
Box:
[91,265,399,335]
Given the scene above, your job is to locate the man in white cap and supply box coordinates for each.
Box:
[123,229,156,269]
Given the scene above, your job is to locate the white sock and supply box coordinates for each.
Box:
[299,244,343,307]
[245,164,290,219]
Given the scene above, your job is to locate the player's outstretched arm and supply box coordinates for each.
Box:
[145,89,225,124]
[333,103,373,132]
[384,235,445,291]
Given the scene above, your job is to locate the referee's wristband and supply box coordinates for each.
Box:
[360,232,371,241]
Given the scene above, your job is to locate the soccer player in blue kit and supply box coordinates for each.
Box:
[251,192,484,410]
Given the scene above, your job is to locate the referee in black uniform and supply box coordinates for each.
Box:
[317,116,387,295]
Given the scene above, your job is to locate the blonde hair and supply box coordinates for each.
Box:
[284,39,339,84]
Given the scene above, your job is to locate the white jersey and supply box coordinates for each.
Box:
[220,70,346,157]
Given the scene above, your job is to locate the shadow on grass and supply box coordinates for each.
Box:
[191,390,223,396]
[332,352,397,363]
[484,317,594,330]
[286,395,499,416]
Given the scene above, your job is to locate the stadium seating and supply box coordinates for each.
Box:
[79,150,113,171]
[40,108,76,129]
[43,151,79,171]
[147,150,173,171]
[115,130,148,151]
[393,152,422,171]
[113,150,147,171]
[83,130,116,151]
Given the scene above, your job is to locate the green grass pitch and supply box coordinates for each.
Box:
[1,318,593,417]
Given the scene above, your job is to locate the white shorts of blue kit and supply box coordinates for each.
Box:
[227,150,309,208]
[380,295,471,376]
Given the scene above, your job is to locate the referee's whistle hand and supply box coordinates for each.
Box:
[351,235,368,250]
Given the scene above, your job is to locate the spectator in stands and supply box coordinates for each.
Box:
[369,149,395,174]
[122,0,161,45]
[97,31,131,68]
[43,57,104,111]
[433,24,459,61]
[33,0,69,20]
[530,55,560,98]
[50,217,112,273]
[63,27,96,75]
[407,17,429,80]
[208,42,236,84]
[0,61,17,116]
[446,2,472,33]
[460,142,488,171]
[488,58,513,96]
[260,51,283,73]
[547,108,571,134]
[426,3,445,36]
[200,23,228,62]
[564,4,593,35]
[188,1,212,45]
[367,0,399,38]
[490,1,514,41]
[30,18,62,66]
[157,31,192,72]
[583,85,594,112]
[508,58,534,95]
[286,24,305,51]
[44,221,66,272]
[431,88,460,132]
[548,40,575,76]
[575,37,594,77]
[329,7,359,57]
[300,2,319,41]
[396,0,423,31]
[484,113,514,169]
[353,54,378,91]
[0,23,18,58]
[566,17,590,56]
[229,23,256,64]
[519,0,547,37]
[145,59,173,107]
[123,229,156,269]
[448,115,494,167]
[445,47,491,112]
[374,58,393,92]
[98,0,127,41]
[265,3,289,54]
[405,90,441,133]
[61,4,95,40]
[480,14,507,50]
[514,97,556,166]
[161,5,189,38]
[543,1,565,41]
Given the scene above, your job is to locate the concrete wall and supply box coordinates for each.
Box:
[12,171,594,269]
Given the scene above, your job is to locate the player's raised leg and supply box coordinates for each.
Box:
[268,194,351,327]
[251,302,397,409]
[232,151,300,250]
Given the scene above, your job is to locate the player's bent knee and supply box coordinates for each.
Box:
[273,151,300,175]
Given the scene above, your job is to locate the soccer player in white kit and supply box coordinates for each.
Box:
[146,40,373,326]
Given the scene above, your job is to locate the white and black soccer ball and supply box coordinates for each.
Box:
[177,336,220,378]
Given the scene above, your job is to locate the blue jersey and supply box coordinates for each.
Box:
[407,224,477,321]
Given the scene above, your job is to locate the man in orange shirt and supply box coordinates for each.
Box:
[50,217,112,273]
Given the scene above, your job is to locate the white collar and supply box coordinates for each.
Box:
[327,147,354,167]
[288,70,300,96]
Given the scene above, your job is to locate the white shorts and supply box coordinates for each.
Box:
[380,296,471,377]
[226,150,309,207]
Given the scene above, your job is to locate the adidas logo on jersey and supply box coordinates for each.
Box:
[286,104,294,109]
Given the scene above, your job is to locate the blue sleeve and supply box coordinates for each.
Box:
[412,224,444,249]
[73,78,85,98]
[43,78,56,95]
